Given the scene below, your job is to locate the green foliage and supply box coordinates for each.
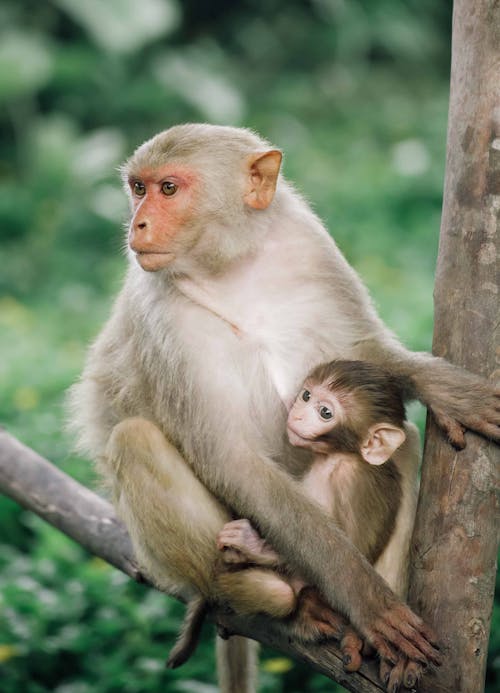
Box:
[0,0,497,691]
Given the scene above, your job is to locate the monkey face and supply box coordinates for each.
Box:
[126,164,200,272]
[286,382,342,450]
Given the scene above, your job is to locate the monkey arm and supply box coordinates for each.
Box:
[316,241,499,448]
[190,439,440,668]
[350,335,500,448]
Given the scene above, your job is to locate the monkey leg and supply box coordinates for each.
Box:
[107,418,260,692]
[217,569,362,671]
[374,424,435,687]
[217,521,364,664]
[106,417,229,597]
[215,568,296,618]
[375,421,420,598]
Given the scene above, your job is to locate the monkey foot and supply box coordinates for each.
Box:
[287,587,342,640]
[340,626,364,672]
[217,519,278,567]
[379,658,424,692]
[288,589,364,671]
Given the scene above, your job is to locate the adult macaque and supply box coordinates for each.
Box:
[69,124,499,692]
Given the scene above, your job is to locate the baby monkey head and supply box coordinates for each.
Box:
[287,360,407,465]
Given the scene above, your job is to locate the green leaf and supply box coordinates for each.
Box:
[0,32,53,101]
[54,0,180,54]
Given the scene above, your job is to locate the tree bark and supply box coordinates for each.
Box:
[408,2,500,692]
[0,427,384,693]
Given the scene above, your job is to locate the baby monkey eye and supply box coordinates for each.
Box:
[133,181,146,197]
[162,181,178,196]
[301,389,311,402]
[319,406,333,420]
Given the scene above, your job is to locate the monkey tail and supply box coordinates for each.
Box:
[166,594,208,669]
[216,634,259,693]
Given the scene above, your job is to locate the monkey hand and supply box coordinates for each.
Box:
[287,588,364,671]
[355,599,442,673]
[217,519,279,567]
[414,359,500,448]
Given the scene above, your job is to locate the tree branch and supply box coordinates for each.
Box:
[0,428,384,693]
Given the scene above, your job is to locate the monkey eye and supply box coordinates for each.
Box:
[301,389,311,402]
[319,406,333,420]
[162,181,178,196]
[133,181,146,197]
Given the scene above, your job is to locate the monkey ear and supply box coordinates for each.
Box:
[244,150,282,209]
[360,424,406,466]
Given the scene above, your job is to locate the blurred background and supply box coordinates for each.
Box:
[0,0,498,691]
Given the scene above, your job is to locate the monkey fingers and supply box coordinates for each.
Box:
[340,626,364,672]
[379,658,423,692]
[432,408,466,449]
[425,374,500,445]
[403,660,424,689]
[220,547,251,566]
[368,604,441,667]
[216,518,279,566]
[467,411,500,442]
[289,587,347,643]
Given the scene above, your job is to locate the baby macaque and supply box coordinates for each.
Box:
[169,360,416,676]
[221,359,407,572]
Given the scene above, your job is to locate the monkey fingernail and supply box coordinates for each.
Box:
[405,674,416,687]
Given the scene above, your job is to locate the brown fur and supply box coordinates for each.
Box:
[329,457,401,565]
[309,360,405,564]
[310,359,406,444]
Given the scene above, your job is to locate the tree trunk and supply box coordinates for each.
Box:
[408,2,500,692]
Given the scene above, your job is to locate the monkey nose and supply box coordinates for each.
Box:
[136,220,148,230]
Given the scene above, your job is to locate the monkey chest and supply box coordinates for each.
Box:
[175,286,344,407]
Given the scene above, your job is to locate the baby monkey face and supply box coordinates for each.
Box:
[287,382,342,448]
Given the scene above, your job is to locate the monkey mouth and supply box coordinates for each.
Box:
[135,251,176,272]
[286,424,314,448]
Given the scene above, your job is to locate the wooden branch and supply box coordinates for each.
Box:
[0,428,141,581]
[408,2,500,691]
[0,428,384,693]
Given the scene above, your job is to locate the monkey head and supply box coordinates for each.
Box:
[287,360,407,464]
[121,124,283,274]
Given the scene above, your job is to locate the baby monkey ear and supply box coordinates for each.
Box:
[244,150,282,209]
[360,423,406,466]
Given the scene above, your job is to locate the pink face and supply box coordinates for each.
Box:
[127,164,199,272]
[287,382,343,449]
